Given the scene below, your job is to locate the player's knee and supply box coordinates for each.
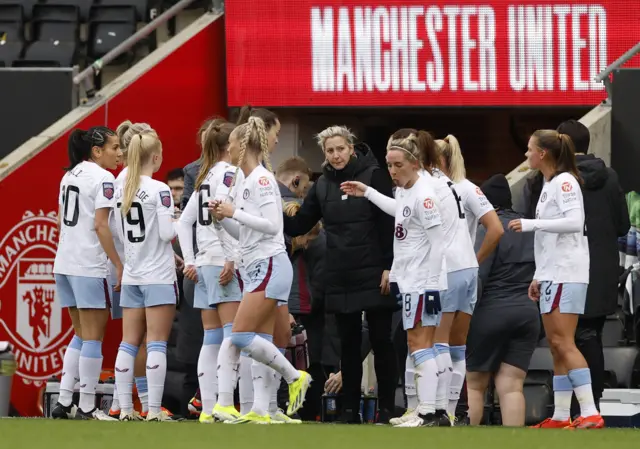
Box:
[231,331,256,349]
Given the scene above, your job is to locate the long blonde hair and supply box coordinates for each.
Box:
[228,116,271,197]
[121,131,161,216]
[435,135,466,182]
[116,120,155,165]
[195,120,235,190]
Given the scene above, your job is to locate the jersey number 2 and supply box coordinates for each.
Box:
[61,185,80,227]
[447,181,465,219]
[117,202,146,243]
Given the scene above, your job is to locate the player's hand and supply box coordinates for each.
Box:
[424,290,442,316]
[183,264,198,282]
[325,372,343,394]
[289,313,296,327]
[508,219,522,232]
[380,270,390,295]
[340,181,368,197]
[219,261,234,286]
[114,263,123,292]
[528,280,540,302]
[215,202,235,219]
[174,253,184,271]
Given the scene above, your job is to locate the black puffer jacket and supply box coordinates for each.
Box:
[283,144,395,314]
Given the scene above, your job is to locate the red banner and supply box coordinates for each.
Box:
[0,17,227,417]
[226,0,640,106]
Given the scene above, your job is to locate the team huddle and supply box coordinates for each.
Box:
[49,106,603,428]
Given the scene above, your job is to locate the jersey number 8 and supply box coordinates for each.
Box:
[117,202,146,243]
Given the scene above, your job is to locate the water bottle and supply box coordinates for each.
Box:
[321,393,338,422]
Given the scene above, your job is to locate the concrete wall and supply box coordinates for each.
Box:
[508,103,612,214]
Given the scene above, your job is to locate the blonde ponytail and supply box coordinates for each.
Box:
[116,120,155,166]
[435,134,466,182]
[121,132,161,216]
[227,116,269,199]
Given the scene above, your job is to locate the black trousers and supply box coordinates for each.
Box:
[335,309,398,416]
[571,315,606,417]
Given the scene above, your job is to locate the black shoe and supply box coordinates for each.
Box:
[418,413,440,427]
[51,402,77,419]
[435,409,452,427]
[376,408,393,425]
[454,412,470,426]
[338,408,362,424]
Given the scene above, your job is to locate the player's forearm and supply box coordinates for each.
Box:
[220,218,240,240]
[158,215,177,241]
[364,187,396,216]
[176,221,196,265]
[476,211,504,264]
[96,223,122,268]
[520,208,582,233]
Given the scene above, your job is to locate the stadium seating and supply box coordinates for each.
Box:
[0,0,154,70]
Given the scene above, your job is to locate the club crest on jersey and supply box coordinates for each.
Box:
[258,176,270,187]
[476,187,484,196]
[243,189,250,200]
[102,182,114,200]
[423,198,434,209]
[159,191,172,208]
[0,210,73,386]
[402,206,411,217]
[561,181,572,192]
[541,192,547,202]
[223,171,235,188]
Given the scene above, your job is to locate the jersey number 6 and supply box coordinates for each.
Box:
[198,185,213,226]
[117,202,146,243]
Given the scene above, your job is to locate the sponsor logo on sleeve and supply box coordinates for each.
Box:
[258,176,270,186]
[159,191,172,208]
[102,182,114,200]
[223,171,235,188]
[423,198,434,209]
[561,181,572,192]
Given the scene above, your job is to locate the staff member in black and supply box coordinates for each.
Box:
[283,126,397,423]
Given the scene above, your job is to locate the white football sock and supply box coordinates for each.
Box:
[146,341,167,415]
[404,353,418,410]
[239,353,254,413]
[198,329,222,415]
[568,368,599,418]
[111,383,120,411]
[414,348,438,416]
[448,346,466,416]
[238,334,299,384]
[552,375,573,421]
[115,343,137,414]
[135,377,149,413]
[78,340,103,413]
[58,335,82,407]
[434,344,452,411]
[217,338,240,407]
[251,360,271,416]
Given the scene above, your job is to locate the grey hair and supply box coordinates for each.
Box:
[314,125,356,150]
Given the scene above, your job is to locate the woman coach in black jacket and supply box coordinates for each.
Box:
[283,126,397,423]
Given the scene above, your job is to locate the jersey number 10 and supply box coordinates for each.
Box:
[116,202,146,243]
[61,185,80,226]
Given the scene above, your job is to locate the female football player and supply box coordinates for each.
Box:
[52,126,122,420]
[177,120,243,423]
[113,131,178,422]
[341,129,447,427]
[210,117,311,424]
[509,129,603,429]
[434,135,503,421]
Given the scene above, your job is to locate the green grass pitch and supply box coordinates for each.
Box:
[2,420,640,449]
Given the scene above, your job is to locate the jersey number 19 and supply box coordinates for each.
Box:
[117,202,146,243]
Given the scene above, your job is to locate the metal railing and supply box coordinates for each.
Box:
[595,41,640,105]
[74,0,223,98]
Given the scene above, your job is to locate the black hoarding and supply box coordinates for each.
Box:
[0,68,78,160]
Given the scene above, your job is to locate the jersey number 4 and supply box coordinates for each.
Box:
[61,185,80,226]
[447,181,465,219]
[116,202,146,243]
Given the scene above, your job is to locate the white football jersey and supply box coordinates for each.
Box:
[390,176,446,293]
[115,176,177,285]
[54,161,116,278]
[107,167,127,279]
[225,165,286,267]
[419,169,478,273]
[528,172,589,284]
[456,179,494,246]
[180,162,241,267]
